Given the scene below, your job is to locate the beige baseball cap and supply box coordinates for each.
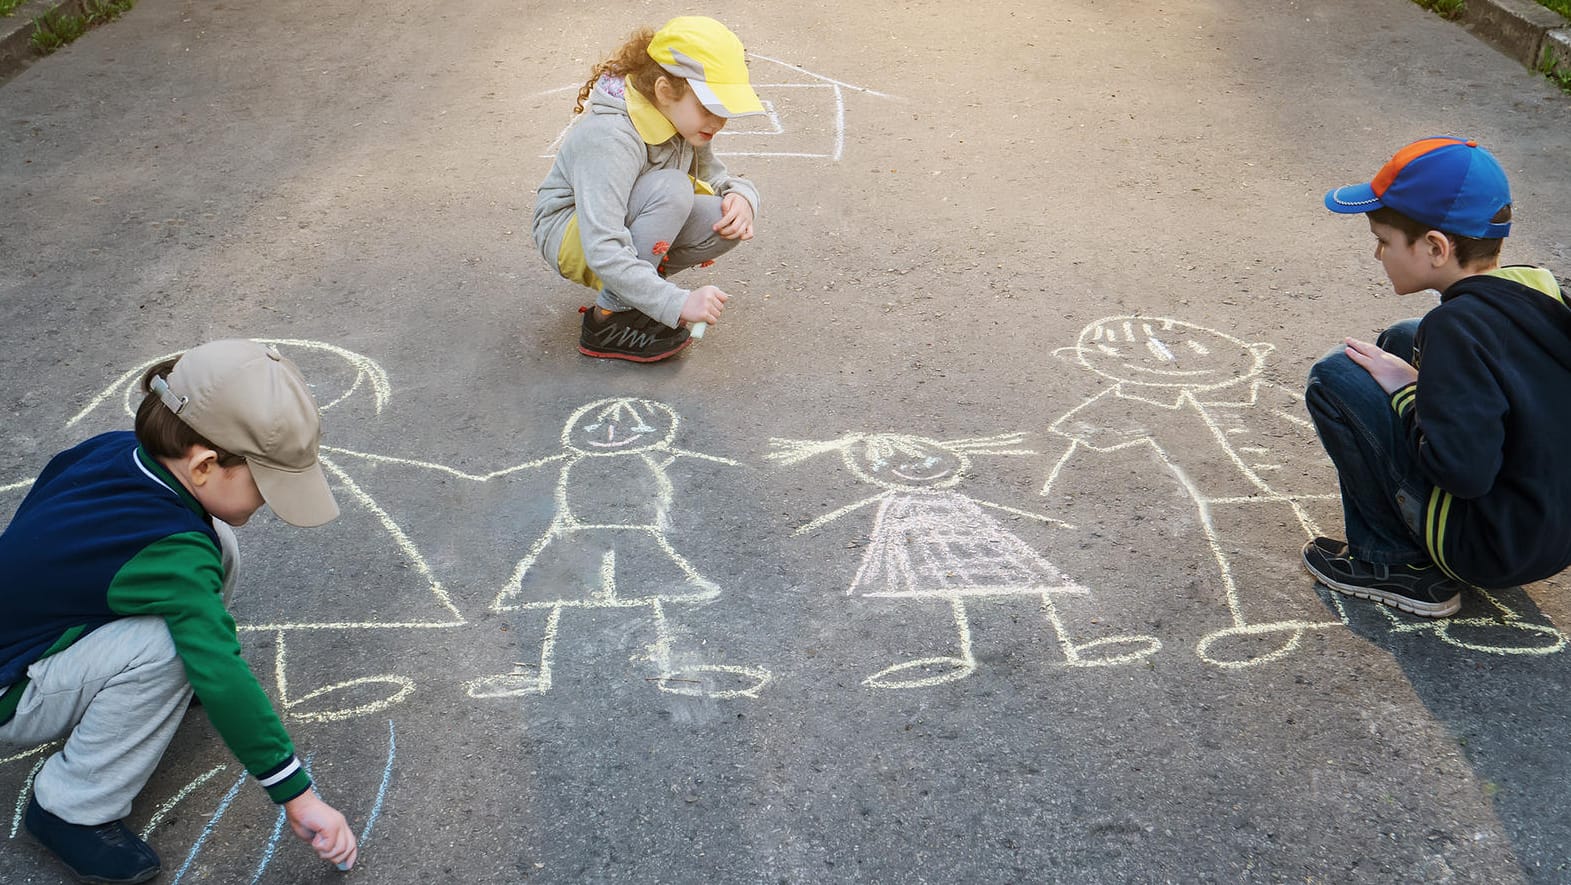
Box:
[154,339,339,527]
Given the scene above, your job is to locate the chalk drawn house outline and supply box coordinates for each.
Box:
[535,52,897,162]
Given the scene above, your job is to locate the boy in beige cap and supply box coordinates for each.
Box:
[0,340,357,883]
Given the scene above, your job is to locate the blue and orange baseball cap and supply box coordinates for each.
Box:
[1325,136,1512,239]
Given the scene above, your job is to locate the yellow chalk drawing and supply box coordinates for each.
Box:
[331,397,771,701]
[1044,316,1566,666]
[770,432,1160,688]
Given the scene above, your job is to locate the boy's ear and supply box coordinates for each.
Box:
[185,447,219,487]
[1424,230,1455,268]
[1052,345,1080,365]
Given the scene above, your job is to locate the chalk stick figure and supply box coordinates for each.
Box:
[334,397,771,700]
[1043,316,1564,667]
[769,432,1160,688]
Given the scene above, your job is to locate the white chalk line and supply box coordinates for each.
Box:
[168,767,247,884]
[275,629,417,723]
[0,478,34,495]
[319,455,464,623]
[142,763,229,840]
[67,340,391,429]
[8,754,49,838]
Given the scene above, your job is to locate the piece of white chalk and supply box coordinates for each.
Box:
[689,322,707,339]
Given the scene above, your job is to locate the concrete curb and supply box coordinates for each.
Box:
[0,0,97,86]
[1453,0,1571,72]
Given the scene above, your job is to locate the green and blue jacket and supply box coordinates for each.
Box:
[0,431,310,803]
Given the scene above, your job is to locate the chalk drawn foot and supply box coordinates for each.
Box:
[285,676,415,722]
[656,665,772,699]
[1196,621,1337,669]
[464,672,550,699]
[863,656,976,689]
[1413,618,1567,656]
[1062,634,1162,667]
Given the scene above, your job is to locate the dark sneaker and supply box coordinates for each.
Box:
[24,796,161,884]
[577,306,691,362]
[1301,537,1462,618]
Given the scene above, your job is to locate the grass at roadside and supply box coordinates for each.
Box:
[31,0,134,54]
[1,0,28,16]
[1415,0,1466,19]
[1537,0,1571,19]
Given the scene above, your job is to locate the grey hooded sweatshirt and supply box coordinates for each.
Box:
[531,75,761,328]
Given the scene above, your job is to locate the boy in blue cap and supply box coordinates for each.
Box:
[1302,137,1571,617]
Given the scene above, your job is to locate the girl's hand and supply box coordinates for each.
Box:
[1344,337,1418,393]
[713,194,754,241]
[681,285,730,325]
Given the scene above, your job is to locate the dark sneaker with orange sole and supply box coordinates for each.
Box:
[577,306,691,362]
[24,796,161,884]
[1301,536,1462,617]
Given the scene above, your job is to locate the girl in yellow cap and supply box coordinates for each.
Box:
[532,16,765,362]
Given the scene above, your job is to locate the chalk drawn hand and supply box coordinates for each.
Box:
[287,790,358,871]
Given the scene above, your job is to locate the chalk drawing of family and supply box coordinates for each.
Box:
[2,329,1563,724]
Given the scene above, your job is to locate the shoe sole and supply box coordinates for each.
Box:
[1302,549,1461,618]
[577,338,692,362]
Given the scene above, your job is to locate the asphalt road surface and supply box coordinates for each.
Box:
[2,1,1570,882]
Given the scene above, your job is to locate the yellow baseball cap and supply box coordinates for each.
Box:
[155,339,339,527]
[647,16,764,118]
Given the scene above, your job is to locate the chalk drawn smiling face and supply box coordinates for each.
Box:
[845,434,970,491]
[1072,316,1273,391]
[563,398,679,455]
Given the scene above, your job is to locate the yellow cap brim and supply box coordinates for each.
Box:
[690,78,764,118]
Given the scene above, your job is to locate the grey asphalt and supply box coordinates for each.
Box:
[2,1,1571,883]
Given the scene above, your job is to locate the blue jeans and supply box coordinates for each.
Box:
[1304,319,1434,565]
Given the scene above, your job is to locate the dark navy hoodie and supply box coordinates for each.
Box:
[1390,267,1571,588]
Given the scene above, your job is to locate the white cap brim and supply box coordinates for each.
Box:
[250,459,339,527]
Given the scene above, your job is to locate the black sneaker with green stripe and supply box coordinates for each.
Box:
[1301,537,1462,618]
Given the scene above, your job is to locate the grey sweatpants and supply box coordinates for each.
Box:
[595,168,741,314]
[0,520,239,825]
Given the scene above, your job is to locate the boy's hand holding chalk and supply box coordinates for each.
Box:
[286,791,359,872]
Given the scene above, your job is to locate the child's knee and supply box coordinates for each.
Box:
[115,617,183,672]
[1375,318,1420,360]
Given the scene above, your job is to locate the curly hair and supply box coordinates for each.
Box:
[574,27,688,114]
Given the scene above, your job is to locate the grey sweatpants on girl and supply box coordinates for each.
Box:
[0,520,239,825]
[593,168,741,315]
